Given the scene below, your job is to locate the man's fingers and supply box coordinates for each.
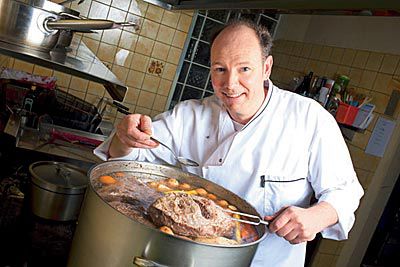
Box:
[139,115,153,136]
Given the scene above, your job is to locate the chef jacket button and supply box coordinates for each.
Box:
[219,158,222,163]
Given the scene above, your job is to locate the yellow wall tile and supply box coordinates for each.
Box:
[380,54,400,74]
[348,68,363,87]
[97,42,117,63]
[292,42,303,56]
[119,31,138,51]
[337,65,351,77]
[152,42,170,61]
[320,46,333,62]
[158,79,172,96]
[167,47,182,65]
[140,19,160,39]
[330,47,344,64]
[131,53,150,72]
[0,55,9,67]
[348,145,380,172]
[137,90,156,108]
[13,60,34,73]
[32,66,53,77]
[162,63,178,81]
[102,29,122,46]
[53,71,72,88]
[142,74,160,93]
[82,37,100,54]
[124,86,140,104]
[359,70,377,90]
[341,48,357,66]
[177,14,192,33]
[129,0,148,16]
[373,73,393,95]
[162,10,180,28]
[368,90,390,113]
[310,44,322,60]
[68,89,86,99]
[135,105,151,116]
[300,44,312,58]
[89,1,109,19]
[111,0,130,10]
[324,63,339,78]
[114,48,134,67]
[111,65,129,83]
[156,25,175,45]
[172,30,187,49]
[365,52,384,71]
[87,81,105,96]
[126,70,145,88]
[135,36,155,56]
[108,6,127,21]
[352,50,370,69]
[153,95,168,112]
[70,77,89,92]
[146,4,164,23]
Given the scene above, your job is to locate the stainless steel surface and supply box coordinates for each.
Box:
[46,19,138,31]
[0,0,129,101]
[68,160,267,267]
[0,37,127,100]
[150,136,200,167]
[29,161,88,221]
[223,209,270,226]
[142,0,400,15]
[134,256,169,267]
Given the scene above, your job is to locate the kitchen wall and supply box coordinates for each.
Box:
[271,15,400,267]
[0,0,193,123]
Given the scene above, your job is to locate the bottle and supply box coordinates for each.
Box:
[295,71,313,96]
[325,75,350,115]
[23,84,37,112]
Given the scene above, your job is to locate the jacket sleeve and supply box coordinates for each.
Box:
[307,110,364,240]
[93,104,188,164]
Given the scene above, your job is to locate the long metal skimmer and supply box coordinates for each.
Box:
[223,208,269,226]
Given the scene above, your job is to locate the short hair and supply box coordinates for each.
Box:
[210,18,273,60]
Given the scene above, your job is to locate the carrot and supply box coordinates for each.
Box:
[99,175,117,185]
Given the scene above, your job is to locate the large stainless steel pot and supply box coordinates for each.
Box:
[29,161,88,221]
[0,0,136,52]
[68,161,267,267]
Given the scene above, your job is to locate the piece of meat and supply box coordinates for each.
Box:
[195,236,239,245]
[148,192,235,238]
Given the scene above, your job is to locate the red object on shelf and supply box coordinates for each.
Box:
[335,102,359,125]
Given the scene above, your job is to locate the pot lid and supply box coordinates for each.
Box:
[30,161,88,194]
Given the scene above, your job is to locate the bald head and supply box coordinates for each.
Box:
[210,19,273,61]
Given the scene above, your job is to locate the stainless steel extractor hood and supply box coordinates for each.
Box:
[143,0,400,16]
[0,0,128,101]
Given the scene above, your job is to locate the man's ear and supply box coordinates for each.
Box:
[263,55,273,80]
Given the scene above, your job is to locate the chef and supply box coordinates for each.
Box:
[95,19,364,267]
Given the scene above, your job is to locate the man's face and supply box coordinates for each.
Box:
[210,25,273,124]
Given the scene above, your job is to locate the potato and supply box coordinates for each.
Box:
[166,178,179,188]
[148,181,159,188]
[217,199,229,208]
[99,175,117,185]
[157,184,172,192]
[195,188,208,196]
[159,226,174,235]
[207,193,217,201]
[228,205,238,211]
[178,183,191,190]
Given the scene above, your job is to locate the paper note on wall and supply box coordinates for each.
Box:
[365,117,396,157]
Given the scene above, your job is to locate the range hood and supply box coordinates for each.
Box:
[143,0,400,16]
[0,37,127,101]
[0,0,128,101]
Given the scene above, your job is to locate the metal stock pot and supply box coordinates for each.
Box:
[68,161,267,267]
[0,0,136,51]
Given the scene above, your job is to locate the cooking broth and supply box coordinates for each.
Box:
[92,171,259,245]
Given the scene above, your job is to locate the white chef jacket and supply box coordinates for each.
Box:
[95,81,364,267]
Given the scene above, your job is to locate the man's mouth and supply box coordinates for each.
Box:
[223,92,243,98]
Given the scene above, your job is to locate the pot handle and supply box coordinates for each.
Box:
[45,18,139,32]
[133,256,169,267]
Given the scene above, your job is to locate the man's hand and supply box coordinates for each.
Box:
[264,202,338,244]
[109,114,158,158]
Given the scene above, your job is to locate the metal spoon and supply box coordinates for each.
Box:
[150,136,199,167]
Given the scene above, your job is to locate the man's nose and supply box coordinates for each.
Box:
[225,71,239,88]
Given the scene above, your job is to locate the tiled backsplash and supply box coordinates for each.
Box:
[0,0,193,124]
[271,39,400,267]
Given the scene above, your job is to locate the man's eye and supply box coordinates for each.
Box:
[214,67,225,72]
[242,67,250,72]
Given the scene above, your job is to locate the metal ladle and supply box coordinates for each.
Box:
[150,136,199,167]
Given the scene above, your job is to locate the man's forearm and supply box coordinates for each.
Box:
[309,201,339,232]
